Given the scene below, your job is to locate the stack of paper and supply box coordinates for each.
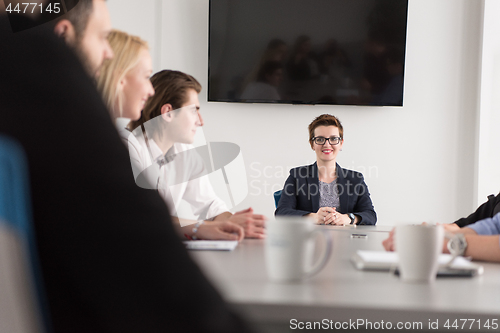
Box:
[351,250,483,276]
[183,240,239,251]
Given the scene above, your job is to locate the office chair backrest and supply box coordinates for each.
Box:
[274,190,282,208]
[0,135,50,333]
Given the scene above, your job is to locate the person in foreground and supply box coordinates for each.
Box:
[275,114,377,225]
[0,1,252,332]
[96,30,245,240]
[382,213,500,263]
[125,70,266,238]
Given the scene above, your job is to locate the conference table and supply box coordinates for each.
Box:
[190,226,500,332]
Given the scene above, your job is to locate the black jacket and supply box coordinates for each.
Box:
[275,162,377,225]
[454,192,500,228]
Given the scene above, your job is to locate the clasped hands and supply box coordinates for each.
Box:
[181,207,266,241]
[226,207,266,239]
[312,207,350,225]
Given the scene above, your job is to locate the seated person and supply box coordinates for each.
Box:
[0,1,251,331]
[383,213,500,263]
[383,191,500,258]
[275,114,377,225]
[96,30,245,241]
[125,70,266,238]
[450,192,500,229]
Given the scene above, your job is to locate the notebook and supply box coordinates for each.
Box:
[183,240,239,251]
[351,250,484,277]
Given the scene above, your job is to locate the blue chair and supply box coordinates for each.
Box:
[0,135,51,333]
[273,190,282,208]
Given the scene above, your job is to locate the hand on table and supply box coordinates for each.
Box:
[196,221,244,241]
[228,207,266,239]
[312,207,350,225]
[382,227,396,251]
[382,223,466,252]
[439,223,461,233]
[324,211,351,226]
[311,207,333,224]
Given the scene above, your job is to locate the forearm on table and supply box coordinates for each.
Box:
[171,216,207,238]
[464,235,500,262]
[456,227,478,235]
[213,211,232,221]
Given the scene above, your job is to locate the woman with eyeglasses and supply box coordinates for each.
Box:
[275,114,377,225]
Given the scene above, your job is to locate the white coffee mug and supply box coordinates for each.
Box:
[395,224,444,283]
[265,216,332,282]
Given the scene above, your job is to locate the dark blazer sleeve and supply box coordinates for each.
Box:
[454,192,500,228]
[349,173,377,225]
[0,20,252,333]
[275,169,313,216]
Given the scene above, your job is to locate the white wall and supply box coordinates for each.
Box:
[107,1,162,71]
[108,0,485,226]
[477,0,500,206]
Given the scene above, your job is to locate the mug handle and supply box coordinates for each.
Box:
[305,229,333,278]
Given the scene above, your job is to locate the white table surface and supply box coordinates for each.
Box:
[190,226,500,331]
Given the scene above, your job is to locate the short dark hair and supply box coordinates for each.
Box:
[52,0,94,41]
[308,114,344,148]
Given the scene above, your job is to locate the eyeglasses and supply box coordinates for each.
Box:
[312,136,342,145]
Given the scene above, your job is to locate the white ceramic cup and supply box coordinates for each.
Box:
[395,224,444,283]
[265,216,332,282]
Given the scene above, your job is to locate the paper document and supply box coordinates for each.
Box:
[351,250,483,276]
[183,240,239,251]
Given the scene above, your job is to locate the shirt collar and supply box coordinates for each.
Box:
[149,140,177,167]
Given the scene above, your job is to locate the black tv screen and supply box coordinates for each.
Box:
[208,0,408,106]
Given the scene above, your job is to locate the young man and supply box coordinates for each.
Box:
[126,70,267,239]
[0,2,252,332]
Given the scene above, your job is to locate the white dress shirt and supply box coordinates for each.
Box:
[118,126,228,221]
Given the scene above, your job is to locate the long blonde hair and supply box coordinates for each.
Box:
[97,29,149,118]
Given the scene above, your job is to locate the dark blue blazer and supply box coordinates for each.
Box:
[275,163,377,225]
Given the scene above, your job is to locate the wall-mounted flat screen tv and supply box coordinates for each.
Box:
[208,0,409,106]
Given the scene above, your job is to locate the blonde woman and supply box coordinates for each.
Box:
[97,29,154,120]
[97,30,244,241]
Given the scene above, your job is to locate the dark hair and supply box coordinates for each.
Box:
[128,70,202,131]
[52,0,95,41]
[256,61,283,83]
[308,114,344,148]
